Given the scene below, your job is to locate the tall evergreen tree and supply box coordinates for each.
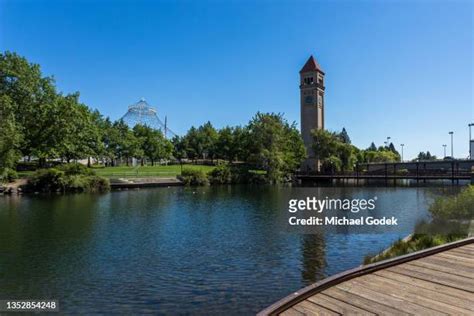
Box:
[367,142,377,151]
[339,127,351,144]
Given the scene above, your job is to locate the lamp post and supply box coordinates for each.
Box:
[443,144,447,158]
[400,144,404,162]
[469,123,474,159]
[449,131,454,158]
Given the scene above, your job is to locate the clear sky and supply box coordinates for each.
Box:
[1,0,472,160]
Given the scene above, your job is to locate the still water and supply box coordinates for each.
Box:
[0,185,451,314]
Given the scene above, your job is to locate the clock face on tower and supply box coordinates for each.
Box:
[305,95,314,105]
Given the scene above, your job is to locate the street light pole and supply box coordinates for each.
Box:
[449,131,454,158]
[442,144,447,158]
[469,123,474,159]
[385,136,391,148]
[400,144,404,162]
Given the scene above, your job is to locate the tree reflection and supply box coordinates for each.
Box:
[300,233,326,284]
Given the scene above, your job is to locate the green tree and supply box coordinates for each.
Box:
[388,142,400,158]
[216,126,234,162]
[184,126,200,161]
[133,124,173,165]
[231,126,249,162]
[172,135,188,162]
[246,112,306,182]
[417,151,437,161]
[367,142,377,151]
[99,117,118,165]
[311,129,356,172]
[197,121,218,160]
[54,93,101,163]
[311,129,340,161]
[0,95,21,177]
[338,127,351,144]
[109,120,141,166]
[0,51,58,162]
[364,150,399,163]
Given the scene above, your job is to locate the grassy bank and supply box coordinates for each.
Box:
[363,234,466,264]
[92,164,216,178]
[364,185,473,264]
[12,163,270,186]
[15,164,216,179]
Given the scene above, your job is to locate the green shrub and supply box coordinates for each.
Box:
[207,164,269,184]
[179,168,209,186]
[1,168,18,183]
[27,167,109,193]
[363,187,472,265]
[28,168,66,192]
[245,169,268,184]
[429,185,474,220]
[208,164,233,184]
[58,163,95,176]
[85,176,110,192]
[364,233,465,264]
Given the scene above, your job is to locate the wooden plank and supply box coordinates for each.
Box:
[388,265,474,292]
[444,249,474,259]
[447,246,474,255]
[424,252,474,270]
[408,259,473,277]
[292,300,339,316]
[357,274,473,315]
[395,262,474,286]
[371,272,474,311]
[374,270,473,301]
[463,243,474,250]
[445,247,474,255]
[436,253,474,265]
[279,307,305,316]
[417,255,474,274]
[307,293,375,315]
[321,287,406,315]
[335,279,446,315]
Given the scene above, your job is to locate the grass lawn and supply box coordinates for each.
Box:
[94,164,216,178]
[15,164,216,179]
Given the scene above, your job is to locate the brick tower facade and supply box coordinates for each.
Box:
[300,55,325,171]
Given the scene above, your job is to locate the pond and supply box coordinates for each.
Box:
[0,185,454,314]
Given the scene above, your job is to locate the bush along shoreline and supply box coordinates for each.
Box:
[178,164,270,186]
[364,185,473,264]
[0,163,280,195]
[23,163,110,194]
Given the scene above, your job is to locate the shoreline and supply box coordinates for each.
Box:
[362,233,413,265]
[1,177,471,196]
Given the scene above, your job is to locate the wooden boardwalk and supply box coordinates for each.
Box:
[259,238,474,315]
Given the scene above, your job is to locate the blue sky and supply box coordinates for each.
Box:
[1,0,472,159]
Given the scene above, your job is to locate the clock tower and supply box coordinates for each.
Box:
[300,55,325,171]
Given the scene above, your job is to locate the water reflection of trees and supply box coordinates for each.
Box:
[300,234,326,284]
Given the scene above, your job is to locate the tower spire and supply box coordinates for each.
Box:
[300,55,324,73]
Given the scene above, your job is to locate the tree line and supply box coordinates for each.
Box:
[311,128,401,173]
[0,52,306,182]
[1,51,418,183]
[0,52,175,170]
